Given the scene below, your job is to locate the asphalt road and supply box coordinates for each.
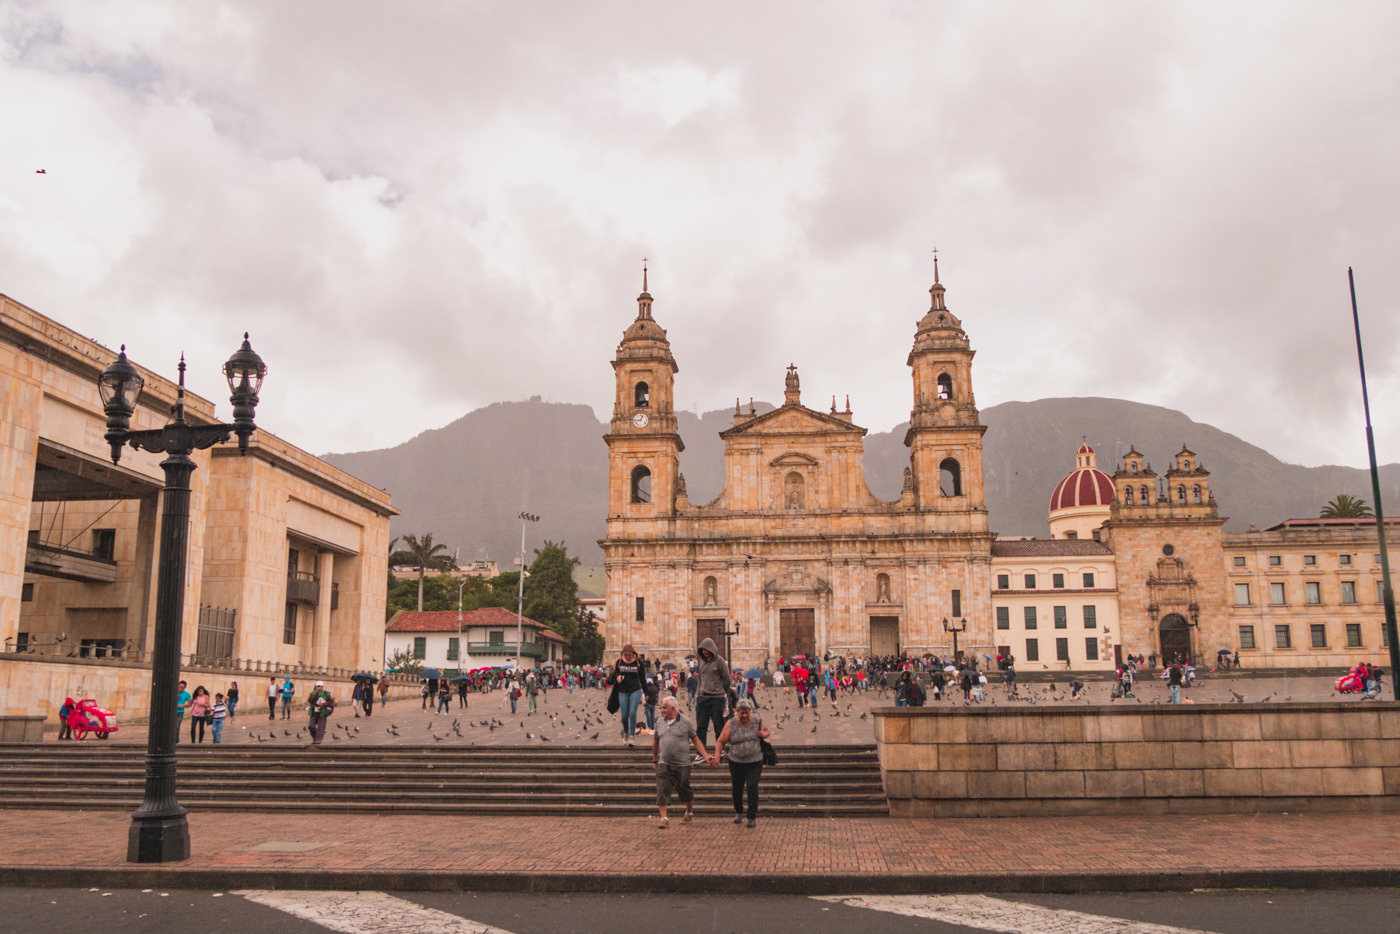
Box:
[2,888,1396,934]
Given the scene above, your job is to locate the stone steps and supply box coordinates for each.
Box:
[0,744,888,817]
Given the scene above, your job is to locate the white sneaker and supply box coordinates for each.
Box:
[693,754,706,764]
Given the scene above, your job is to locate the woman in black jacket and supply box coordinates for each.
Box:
[612,644,645,746]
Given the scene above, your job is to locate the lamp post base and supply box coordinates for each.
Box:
[127,814,190,863]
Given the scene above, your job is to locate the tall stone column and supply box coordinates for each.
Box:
[314,551,333,669]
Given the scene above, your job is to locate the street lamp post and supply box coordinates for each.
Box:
[515,512,540,671]
[719,621,741,666]
[98,336,267,863]
[457,579,467,675]
[943,617,968,664]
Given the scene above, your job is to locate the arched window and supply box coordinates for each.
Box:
[1139,485,1149,504]
[1192,484,1202,504]
[1125,486,1135,506]
[939,458,962,497]
[936,373,953,400]
[1176,485,1186,504]
[634,382,650,407]
[785,471,805,509]
[630,465,652,504]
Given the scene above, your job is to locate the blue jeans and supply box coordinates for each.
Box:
[617,689,642,739]
[1170,684,1181,704]
[211,718,224,743]
[644,703,656,731]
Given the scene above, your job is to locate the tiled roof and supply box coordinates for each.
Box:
[387,607,548,633]
[992,539,1114,557]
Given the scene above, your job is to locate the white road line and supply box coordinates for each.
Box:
[235,890,520,934]
[815,894,1222,934]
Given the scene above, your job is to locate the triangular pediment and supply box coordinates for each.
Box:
[720,403,866,440]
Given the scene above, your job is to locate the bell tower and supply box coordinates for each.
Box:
[605,265,684,518]
[903,255,989,528]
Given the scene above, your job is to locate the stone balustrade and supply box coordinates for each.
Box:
[873,703,1400,817]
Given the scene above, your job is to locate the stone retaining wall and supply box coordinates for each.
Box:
[874,703,1400,817]
[0,655,362,729]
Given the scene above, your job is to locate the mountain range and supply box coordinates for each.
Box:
[323,397,1399,582]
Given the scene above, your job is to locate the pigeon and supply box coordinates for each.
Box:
[589,732,599,740]
[1229,690,1245,703]
[526,732,535,740]
[811,726,818,733]
[35,169,45,174]
[540,735,551,742]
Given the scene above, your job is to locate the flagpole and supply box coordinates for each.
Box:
[1348,267,1399,697]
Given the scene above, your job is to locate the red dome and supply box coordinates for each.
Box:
[1050,444,1115,511]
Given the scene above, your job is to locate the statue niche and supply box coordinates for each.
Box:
[785,471,805,510]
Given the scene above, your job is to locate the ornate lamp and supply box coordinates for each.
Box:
[97,346,144,463]
[96,336,266,863]
[223,333,267,453]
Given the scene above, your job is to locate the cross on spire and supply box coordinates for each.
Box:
[932,246,940,284]
[642,256,648,293]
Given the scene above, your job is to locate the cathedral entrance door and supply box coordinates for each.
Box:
[1158,614,1192,665]
[696,619,724,652]
[869,617,899,656]
[780,608,816,659]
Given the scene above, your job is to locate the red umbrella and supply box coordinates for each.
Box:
[791,666,810,681]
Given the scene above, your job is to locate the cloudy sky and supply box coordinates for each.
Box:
[3,1,1397,469]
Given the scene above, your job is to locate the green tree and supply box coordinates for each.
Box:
[567,608,606,666]
[524,541,582,640]
[389,532,456,611]
[385,648,423,678]
[1321,494,1373,519]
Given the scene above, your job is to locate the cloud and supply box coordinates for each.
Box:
[0,0,1396,469]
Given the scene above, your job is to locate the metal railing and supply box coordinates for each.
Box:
[0,642,380,682]
[286,572,340,608]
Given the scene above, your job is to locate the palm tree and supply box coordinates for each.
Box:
[389,532,455,611]
[1320,494,1374,519]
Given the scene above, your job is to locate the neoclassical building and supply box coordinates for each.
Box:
[601,267,1398,671]
[601,265,996,668]
[1,293,396,722]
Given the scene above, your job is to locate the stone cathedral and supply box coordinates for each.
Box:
[601,263,997,668]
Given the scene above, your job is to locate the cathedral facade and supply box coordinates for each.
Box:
[601,266,995,669]
[601,267,1398,671]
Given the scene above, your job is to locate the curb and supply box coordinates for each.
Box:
[2,866,1396,895]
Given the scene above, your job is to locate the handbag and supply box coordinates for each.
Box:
[606,683,620,714]
[760,737,778,766]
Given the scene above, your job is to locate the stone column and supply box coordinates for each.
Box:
[0,379,40,645]
[314,551,334,669]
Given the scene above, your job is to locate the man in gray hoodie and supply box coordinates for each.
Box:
[694,637,731,756]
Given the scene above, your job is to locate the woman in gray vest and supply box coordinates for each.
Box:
[712,698,771,828]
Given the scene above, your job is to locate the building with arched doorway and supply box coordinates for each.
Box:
[601,262,995,669]
[599,264,1397,672]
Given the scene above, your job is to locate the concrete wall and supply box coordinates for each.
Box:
[874,703,1400,817]
[0,653,361,729]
